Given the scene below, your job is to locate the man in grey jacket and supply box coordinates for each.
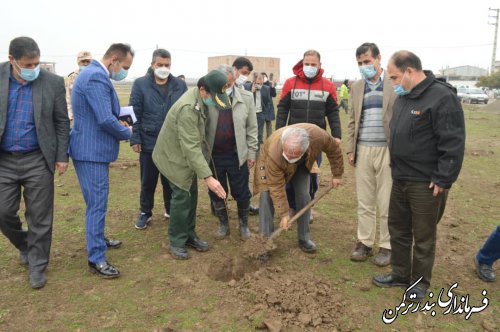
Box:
[204,64,258,240]
[0,36,70,289]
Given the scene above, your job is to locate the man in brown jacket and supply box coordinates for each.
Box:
[254,123,344,253]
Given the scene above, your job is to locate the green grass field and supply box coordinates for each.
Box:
[0,89,498,331]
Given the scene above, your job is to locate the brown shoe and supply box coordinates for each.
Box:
[350,242,373,261]
[373,248,391,267]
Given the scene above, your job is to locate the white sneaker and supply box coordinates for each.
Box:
[164,212,170,219]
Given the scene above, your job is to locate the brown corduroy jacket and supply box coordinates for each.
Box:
[253,123,344,218]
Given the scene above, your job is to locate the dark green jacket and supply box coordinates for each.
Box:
[152,87,212,191]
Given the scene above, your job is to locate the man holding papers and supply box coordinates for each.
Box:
[129,49,187,229]
[69,43,134,278]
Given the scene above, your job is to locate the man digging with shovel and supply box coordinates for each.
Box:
[254,124,344,253]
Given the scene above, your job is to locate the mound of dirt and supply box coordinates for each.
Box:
[240,234,276,259]
[235,267,346,330]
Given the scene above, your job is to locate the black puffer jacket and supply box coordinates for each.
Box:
[389,72,465,189]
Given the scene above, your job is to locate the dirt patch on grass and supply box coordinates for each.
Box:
[231,267,346,330]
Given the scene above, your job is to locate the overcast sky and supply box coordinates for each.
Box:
[0,0,498,81]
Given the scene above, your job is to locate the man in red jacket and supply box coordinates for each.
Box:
[276,50,341,218]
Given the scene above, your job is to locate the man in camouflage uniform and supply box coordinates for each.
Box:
[66,51,92,122]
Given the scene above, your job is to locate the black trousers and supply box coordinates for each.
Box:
[389,180,448,289]
[209,153,251,203]
[140,151,171,214]
[0,150,54,273]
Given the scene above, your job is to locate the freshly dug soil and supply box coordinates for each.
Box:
[206,251,262,282]
[235,267,346,330]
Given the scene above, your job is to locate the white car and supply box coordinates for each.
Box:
[462,88,489,104]
[456,87,467,102]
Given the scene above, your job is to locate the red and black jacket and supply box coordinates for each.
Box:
[276,60,341,138]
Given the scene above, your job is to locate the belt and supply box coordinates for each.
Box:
[0,149,40,156]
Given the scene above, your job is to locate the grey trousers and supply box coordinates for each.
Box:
[0,150,54,273]
[259,163,311,241]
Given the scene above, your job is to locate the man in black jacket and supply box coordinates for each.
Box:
[129,49,187,229]
[372,51,465,302]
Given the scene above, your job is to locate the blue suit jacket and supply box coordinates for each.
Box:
[69,60,131,162]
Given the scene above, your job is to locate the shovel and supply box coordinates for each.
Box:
[241,184,334,260]
[266,184,334,247]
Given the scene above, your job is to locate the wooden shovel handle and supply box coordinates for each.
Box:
[268,184,334,242]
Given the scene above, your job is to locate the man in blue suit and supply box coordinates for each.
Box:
[69,43,134,278]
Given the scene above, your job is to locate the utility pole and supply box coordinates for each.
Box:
[489,8,499,74]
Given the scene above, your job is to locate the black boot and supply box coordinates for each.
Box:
[214,201,229,239]
[249,204,259,215]
[237,200,251,240]
[210,199,216,216]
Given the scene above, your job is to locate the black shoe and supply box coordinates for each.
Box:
[249,204,259,215]
[299,239,317,253]
[474,256,496,282]
[372,274,410,288]
[169,246,190,260]
[88,261,121,278]
[19,250,29,266]
[406,286,427,303]
[186,237,209,252]
[29,271,47,289]
[105,237,122,249]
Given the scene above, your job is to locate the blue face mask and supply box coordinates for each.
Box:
[393,72,410,96]
[111,68,128,81]
[15,60,40,81]
[303,65,318,79]
[202,97,216,107]
[79,65,87,72]
[393,84,409,96]
[359,65,376,80]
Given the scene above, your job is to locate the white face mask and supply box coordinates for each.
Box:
[282,152,302,164]
[303,65,318,79]
[154,67,170,80]
[235,74,247,86]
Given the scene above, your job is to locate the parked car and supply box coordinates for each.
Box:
[462,88,489,104]
[457,87,467,102]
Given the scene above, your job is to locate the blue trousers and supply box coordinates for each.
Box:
[476,225,500,266]
[73,160,109,264]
